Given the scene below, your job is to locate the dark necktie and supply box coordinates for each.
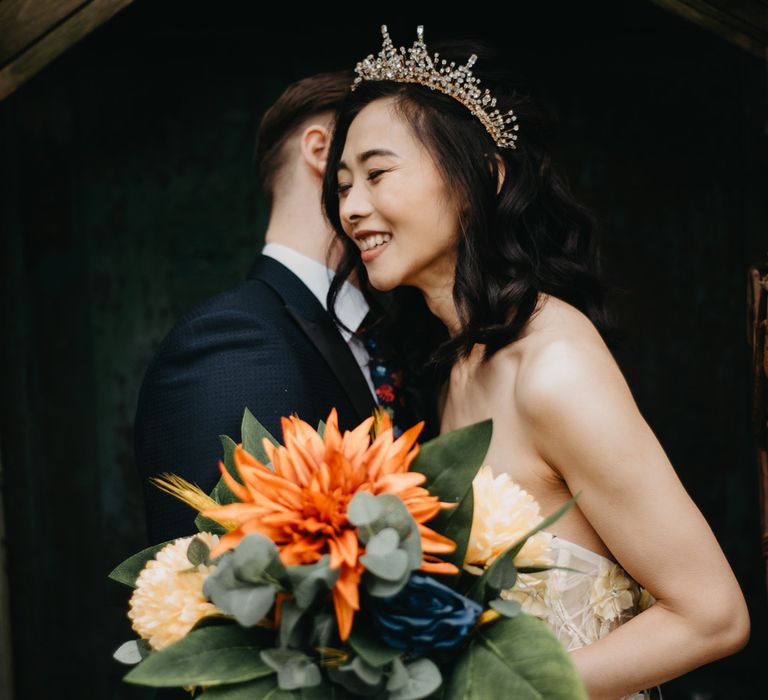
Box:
[360,316,407,438]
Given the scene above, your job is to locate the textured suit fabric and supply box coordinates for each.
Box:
[134,254,378,545]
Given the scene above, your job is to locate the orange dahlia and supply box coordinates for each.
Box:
[201,407,458,641]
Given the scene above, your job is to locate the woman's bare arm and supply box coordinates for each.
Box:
[516,338,750,700]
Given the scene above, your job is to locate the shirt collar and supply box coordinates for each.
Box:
[261,242,369,342]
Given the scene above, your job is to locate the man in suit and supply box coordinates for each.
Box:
[134,70,433,547]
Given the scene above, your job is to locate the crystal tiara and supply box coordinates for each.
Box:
[351,25,519,150]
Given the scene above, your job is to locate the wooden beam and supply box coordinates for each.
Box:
[0,0,135,101]
[649,0,768,58]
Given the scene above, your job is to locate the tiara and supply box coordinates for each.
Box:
[351,25,518,150]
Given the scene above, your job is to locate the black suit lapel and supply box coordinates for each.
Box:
[246,254,377,424]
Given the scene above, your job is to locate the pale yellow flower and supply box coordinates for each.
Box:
[500,572,552,619]
[638,587,656,612]
[464,465,553,570]
[589,560,636,621]
[128,532,222,650]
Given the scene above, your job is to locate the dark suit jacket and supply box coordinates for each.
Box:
[133,253,433,545]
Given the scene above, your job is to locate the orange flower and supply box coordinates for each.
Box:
[201,408,458,641]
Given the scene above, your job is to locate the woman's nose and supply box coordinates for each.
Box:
[340,181,374,227]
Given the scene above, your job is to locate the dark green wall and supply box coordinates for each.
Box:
[0,2,765,698]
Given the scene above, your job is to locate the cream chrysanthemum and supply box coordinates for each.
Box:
[464,465,553,570]
[589,560,636,622]
[128,532,222,650]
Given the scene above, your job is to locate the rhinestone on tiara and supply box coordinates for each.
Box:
[351,25,519,150]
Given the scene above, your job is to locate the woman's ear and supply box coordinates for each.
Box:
[486,152,506,195]
[494,153,506,195]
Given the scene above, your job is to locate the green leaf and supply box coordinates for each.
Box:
[442,614,588,699]
[194,436,245,533]
[286,555,339,610]
[219,434,241,483]
[410,419,492,500]
[113,640,143,665]
[347,491,383,528]
[123,625,274,687]
[108,540,174,587]
[199,676,291,699]
[187,536,211,567]
[388,658,442,700]
[316,420,326,439]
[409,419,492,576]
[242,407,279,462]
[260,648,322,690]
[348,624,403,668]
[489,598,522,618]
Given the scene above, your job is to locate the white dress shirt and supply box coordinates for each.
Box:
[261,242,378,403]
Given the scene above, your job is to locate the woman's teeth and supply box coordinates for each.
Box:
[359,234,392,251]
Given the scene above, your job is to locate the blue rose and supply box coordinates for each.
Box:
[369,573,483,653]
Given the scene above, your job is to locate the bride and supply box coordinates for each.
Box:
[320,26,750,700]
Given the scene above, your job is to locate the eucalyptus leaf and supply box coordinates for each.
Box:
[327,656,386,695]
[309,612,337,649]
[108,540,174,588]
[278,599,305,650]
[388,658,442,700]
[260,648,322,690]
[233,533,285,584]
[203,553,278,627]
[386,657,409,692]
[489,598,522,618]
[365,566,411,597]
[348,623,403,668]
[442,614,588,699]
[123,625,274,687]
[347,491,383,528]
[113,640,143,665]
[286,555,339,609]
[187,536,211,567]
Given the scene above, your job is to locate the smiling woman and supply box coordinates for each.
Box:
[335,111,460,295]
[318,27,750,700]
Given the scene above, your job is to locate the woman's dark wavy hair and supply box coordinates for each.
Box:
[321,38,624,396]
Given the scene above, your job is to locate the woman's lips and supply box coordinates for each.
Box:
[360,236,390,263]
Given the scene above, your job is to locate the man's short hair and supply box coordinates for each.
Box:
[254,70,354,207]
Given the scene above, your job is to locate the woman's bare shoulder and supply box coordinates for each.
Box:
[512,294,629,418]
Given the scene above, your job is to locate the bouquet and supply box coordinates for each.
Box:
[110,407,587,699]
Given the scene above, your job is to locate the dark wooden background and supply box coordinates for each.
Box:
[0,1,766,698]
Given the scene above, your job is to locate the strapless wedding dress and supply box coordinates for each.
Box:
[500,535,662,700]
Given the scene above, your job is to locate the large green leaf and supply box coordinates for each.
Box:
[410,419,492,501]
[123,625,274,687]
[409,419,492,577]
[200,676,358,699]
[108,540,175,587]
[443,614,587,699]
[242,407,279,462]
[194,434,248,533]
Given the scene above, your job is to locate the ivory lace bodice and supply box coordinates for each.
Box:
[501,536,661,700]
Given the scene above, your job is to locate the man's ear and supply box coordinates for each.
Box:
[301,123,332,176]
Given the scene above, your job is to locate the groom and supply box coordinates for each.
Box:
[134,70,435,547]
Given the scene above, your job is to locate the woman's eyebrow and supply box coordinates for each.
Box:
[338,148,400,171]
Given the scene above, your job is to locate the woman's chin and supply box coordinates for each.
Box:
[366,271,400,293]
